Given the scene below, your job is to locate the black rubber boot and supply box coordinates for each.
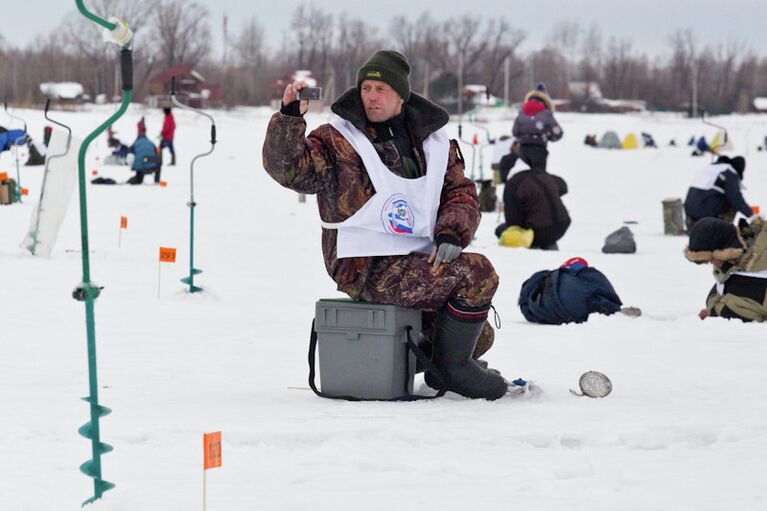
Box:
[425,304,508,400]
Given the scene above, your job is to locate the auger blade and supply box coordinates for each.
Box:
[81,479,115,506]
[81,396,112,417]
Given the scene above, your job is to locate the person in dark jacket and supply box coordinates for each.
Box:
[684,155,753,230]
[498,139,520,182]
[511,83,562,171]
[685,217,767,322]
[262,50,508,400]
[495,144,570,250]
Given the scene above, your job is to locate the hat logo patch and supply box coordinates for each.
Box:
[366,71,382,78]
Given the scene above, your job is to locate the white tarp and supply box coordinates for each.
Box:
[20,130,80,257]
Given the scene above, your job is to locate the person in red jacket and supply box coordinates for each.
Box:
[160,107,176,165]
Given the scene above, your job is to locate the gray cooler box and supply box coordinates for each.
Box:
[314,299,421,400]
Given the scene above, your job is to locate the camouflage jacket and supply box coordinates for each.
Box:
[262,89,480,298]
[707,218,767,321]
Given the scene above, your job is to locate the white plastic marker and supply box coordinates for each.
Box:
[158,247,176,298]
[203,431,222,511]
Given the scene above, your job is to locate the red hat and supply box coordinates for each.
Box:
[561,257,588,270]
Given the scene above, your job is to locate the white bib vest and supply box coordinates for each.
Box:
[690,163,737,193]
[716,268,767,295]
[322,118,450,259]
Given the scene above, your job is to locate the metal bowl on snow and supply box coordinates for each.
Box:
[578,371,612,398]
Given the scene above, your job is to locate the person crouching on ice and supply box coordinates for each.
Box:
[685,217,767,322]
[262,50,508,400]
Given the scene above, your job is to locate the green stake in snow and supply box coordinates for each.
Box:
[170,76,217,293]
[73,0,133,505]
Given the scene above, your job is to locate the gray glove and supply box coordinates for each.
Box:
[429,241,462,269]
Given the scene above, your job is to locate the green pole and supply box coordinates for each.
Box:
[73,1,132,505]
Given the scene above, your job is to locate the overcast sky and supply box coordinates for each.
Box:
[3,0,766,58]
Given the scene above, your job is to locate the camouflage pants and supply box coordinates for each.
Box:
[357,252,499,358]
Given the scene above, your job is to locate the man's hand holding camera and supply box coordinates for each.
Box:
[282,81,311,115]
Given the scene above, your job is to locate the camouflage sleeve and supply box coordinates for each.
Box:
[434,140,481,247]
[709,292,766,322]
[261,112,334,194]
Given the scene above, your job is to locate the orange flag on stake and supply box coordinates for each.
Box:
[120,216,128,229]
[157,247,177,298]
[159,247,177,263]
[21,188,29,196]
[203,432,222,470]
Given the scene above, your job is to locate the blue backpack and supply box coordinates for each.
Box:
[518,265,622,325]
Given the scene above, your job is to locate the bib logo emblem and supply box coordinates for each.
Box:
[381,194,415,235]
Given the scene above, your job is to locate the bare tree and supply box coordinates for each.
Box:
[578,23,603,81]
[149,0,212,68]
[479,20,525,99]
[285,3,334,81]
[549,21,581,81]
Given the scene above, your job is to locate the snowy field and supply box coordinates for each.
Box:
[1,104,767,510]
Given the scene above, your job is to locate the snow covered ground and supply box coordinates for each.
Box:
[1,104,766,510]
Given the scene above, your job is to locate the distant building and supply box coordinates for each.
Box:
[463,84,503,107]
[559,81,645,113]
[270,70,322,112]
[39,82,85,104]
[147,63,222,108]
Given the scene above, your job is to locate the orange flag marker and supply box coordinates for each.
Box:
[118,216,128,248]
[158,247,177,297]
[159,181,168,187]
[203,431,222,510]
[20,188,29,196]
[753,205,760,215]
[203,432,222,470]
[0,172,8,180]
[159,247,177,262]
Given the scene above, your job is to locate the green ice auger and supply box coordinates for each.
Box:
[170,77,217,293]
[74,0,133,505]
[26,99,73,255]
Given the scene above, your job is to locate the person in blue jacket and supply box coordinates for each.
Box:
[684,155,753,230]
[127,119,161,184]
[0,129,27,153]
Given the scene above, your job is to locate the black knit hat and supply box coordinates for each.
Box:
[685,217,744,263]
[716,155,746,178]
[520,143,549,170]
[357,50,411,101]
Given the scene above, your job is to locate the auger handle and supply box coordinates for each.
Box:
[120,48,133,91]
